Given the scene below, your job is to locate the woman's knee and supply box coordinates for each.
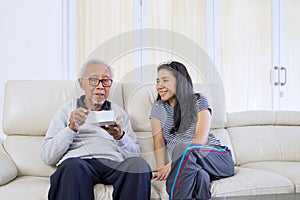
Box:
[171,142,191,161]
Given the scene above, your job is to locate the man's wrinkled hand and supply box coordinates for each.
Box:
[69,108,90,132]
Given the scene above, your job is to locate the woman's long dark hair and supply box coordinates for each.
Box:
[157,61,198,134]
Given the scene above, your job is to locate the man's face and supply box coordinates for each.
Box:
[79,63,112,109]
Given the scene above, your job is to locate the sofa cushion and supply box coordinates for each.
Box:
[94,182,163,200]
[94,181,165,200]
[94,184,113,200]
[135,131,157,170]
[227,110,276,127]
[276,111,300,126]
[4,136,56,177]
[122,83,156,132]
[151,180,169,199]
[3,80,79,136]
[0,177,164,200]
[227,110,300,127]
[210,167,294,197]
[0,176,49,200]
[241,162,300,193]
[228,126,300,165]
[0,140,18,186]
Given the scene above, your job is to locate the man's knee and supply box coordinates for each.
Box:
[60,157,85,168]
[122,157,151,173]
[57,157,92,177]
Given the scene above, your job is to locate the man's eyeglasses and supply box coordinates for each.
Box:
[84,78,113,87]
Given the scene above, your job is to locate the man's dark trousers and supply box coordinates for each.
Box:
[48,157,152,200]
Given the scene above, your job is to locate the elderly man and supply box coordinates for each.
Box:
[41,59,152,200]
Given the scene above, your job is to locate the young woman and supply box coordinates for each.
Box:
[150,61,234,200]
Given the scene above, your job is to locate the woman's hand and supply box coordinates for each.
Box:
[152,162,171,181]
[192,136,206,144]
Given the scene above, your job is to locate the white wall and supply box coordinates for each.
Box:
[0,0,63,139]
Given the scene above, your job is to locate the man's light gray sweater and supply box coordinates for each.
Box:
[41,99,140,166]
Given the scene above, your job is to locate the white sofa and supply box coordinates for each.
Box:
[1,80,300,199]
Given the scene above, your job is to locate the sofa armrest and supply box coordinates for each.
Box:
[0,140,18,186]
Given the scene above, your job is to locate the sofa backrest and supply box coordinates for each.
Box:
[227,110,300,165]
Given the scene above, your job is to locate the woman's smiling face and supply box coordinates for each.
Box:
[156,68,177,107]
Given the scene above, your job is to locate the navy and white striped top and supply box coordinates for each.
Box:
[150,94,221,155]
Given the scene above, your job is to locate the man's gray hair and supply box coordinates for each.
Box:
[78,58,114,79]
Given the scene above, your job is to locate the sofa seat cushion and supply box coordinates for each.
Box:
[0,141,18,186]
[94,184,113,200]
[0,177,164,200]
[151,180,169,199]
[210,167,294,197]
[241,162,300,192]
[227,126,300,165]
[94,181,165,200]
[4,136,56,177]
[0,176,49,200]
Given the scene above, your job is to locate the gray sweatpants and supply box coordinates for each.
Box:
[166,143,234,200]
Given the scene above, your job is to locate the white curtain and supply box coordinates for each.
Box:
[76,0,207,83]
[76,0,134,81]
[219,0,273,112]
[76,0,299,112]
[282,0,300,110]
[140,0,208,83]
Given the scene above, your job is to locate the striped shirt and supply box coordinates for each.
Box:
[150,94,221,155]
